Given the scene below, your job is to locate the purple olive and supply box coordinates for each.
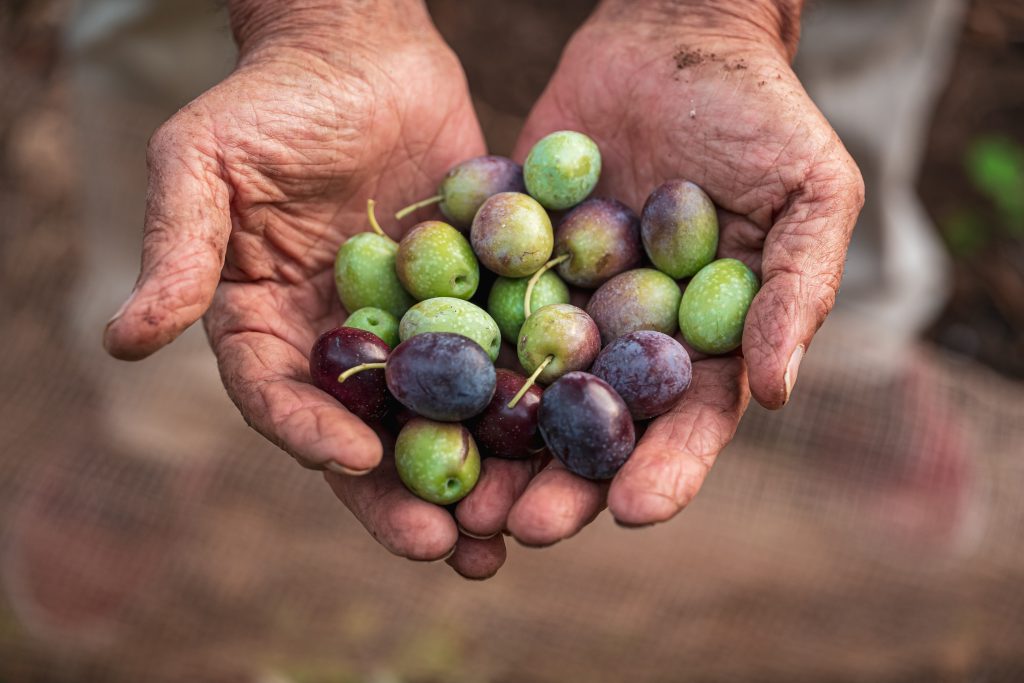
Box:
[439,156,525,228]
[554,198,642,288]
[385,332,496,421]
[590,331,692,420]
[309,327,390,421]
[469,369,545,459]
[394,156,525,230]
[538,372,635,480]
[585,268,682,345]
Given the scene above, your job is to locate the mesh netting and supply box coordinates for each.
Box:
[2,1,1023,682]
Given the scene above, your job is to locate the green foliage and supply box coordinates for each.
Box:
[966,136,1024,234]
[939,135,1024,257]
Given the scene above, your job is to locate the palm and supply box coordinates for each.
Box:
[490,25,863,541]
[212,52,491,559]
[202,50,484,447]
[107,42,494,566]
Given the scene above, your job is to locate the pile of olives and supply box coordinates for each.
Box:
[310,131,759,505]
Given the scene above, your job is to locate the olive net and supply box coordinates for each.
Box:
[2,1,1023,682]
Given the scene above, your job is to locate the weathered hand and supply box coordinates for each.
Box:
[102,2,507,578]
[460,1,864,545]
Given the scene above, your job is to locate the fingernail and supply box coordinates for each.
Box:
[324,461,372,477]
[418,545,457,563]
[457,524,499,541]
[105,289,137,328]
[613,517,656,529]
[407,544,456,565]
[784,344,805,403]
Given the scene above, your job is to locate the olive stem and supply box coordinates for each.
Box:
[338,362,386,383]
[524,254,570,318]
[507,355,553,409]
[395,194,443,220]
[366,199,395,242]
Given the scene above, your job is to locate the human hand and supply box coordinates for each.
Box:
[102,0,508,578]
[456,0,864,546]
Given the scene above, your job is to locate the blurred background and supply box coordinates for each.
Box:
[2,0,1023,681]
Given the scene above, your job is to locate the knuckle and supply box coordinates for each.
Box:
[846,160,867,211]
[146,119,182,165]
[150,260,213,312]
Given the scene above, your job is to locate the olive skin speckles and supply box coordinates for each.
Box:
[438,156,526,229]
[517,304,601,385]
[342,307,400,348]
[487,271,570,344]
[524,131,602,211]
[678,258,760,354]
[399,298,502,362]
[395,220,479,301]
[395,418,481,504]
[334,233,415,319]
[640,179,719,279]
[470,192,554,278]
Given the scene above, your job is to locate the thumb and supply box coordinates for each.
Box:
[103,118,230,360]
[743,156,864,408]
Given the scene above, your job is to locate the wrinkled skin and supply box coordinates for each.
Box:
[101,5,510,578]
[488,6,863,546]
[103,1,863,579]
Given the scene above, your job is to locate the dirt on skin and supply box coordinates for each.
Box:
[673,47,748,72]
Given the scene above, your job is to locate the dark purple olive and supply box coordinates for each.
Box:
[590,330,692,420]
[470,369,544,459]
[386,332,496,422]
[538,372,635,480]
[309,327,390,421]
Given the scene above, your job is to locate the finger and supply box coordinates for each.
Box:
[104,118,230,360]
[743,157,865,408]
[607,357,748,526]
[215,328,384,473]
[325,468,459,562]
[506,460,606,547]
[455,457,538,539]
[445,533,507,580]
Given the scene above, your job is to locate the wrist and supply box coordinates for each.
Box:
[228,0,435,62]
[590,0,804,61]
